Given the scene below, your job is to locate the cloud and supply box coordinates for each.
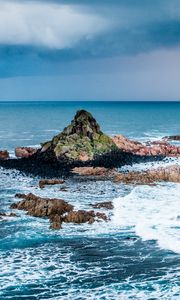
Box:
[0,1,113,49]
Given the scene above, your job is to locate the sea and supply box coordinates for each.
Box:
[0,101,179,300]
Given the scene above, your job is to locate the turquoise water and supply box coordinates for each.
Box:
[0,101,180,299]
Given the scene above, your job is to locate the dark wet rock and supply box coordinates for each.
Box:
[11,193,73,217]
[39,179,65,189]
[0,150,9,160]
[91,201,114,210]
[163,135,180,141]
[59,187,69,192]
[0,212,17,219]
[15,147,38,158]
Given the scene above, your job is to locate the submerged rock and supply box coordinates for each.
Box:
[91,201,114,210]
[39,179,65,189]
[0,150,9,160]
[15,147,38,158]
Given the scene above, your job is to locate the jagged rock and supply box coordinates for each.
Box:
[11,193,73,217]
[91,201,114,210]
[0,150,9,160]
[114,165,180,184]
[15,147,38,158]
[39,179,65,188]
[41,110,117,161]
[113,134,180,157]
[10,193,107,229]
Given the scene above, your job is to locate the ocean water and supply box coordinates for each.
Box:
[0,101,180,300]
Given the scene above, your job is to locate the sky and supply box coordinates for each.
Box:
[0,0,180,101]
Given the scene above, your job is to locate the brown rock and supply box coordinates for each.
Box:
[63,210,107,224]
[49,214,62,230]
[15,147,38,158]
[39,179,65,189]
[91,201,114,210]
[11,193,73,217]
[114,165,180,184]
[72,167,116,179]
[0,150,9,160]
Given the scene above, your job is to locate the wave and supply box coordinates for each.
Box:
[112,183,180,254]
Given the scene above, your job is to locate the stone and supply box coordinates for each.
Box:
[39,179,65,188]
[0,150,9,160]
[114,165,180,184]
[91,201,114,210]
[15,147,38,158]
[11,193,73,217]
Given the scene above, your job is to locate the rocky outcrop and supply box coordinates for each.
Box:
[11,193,73,218]
[113,135,180,157]
[40,110,117,162]
[0,150,9,160]
[11,193,108,229]
[15,147,38,158]
[114,165,180,184]
[39,179,65,189]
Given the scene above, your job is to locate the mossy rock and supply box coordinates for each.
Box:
[41,110,118,161]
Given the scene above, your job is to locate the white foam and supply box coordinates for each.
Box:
[112,183,180,253]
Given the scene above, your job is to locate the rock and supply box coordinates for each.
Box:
[10,192,108,229]
[39,179,65,189]
[0,150,9,160]
[11,193,73,217]
[72,167,117,179]
[163,135,180,141]
[113,135,180,157]
[63,210,107,224]
[49,214,62,230]
[0,212,17,219]
[112,135,143,153]
[91,201,114,210]
[114,165,180,184]
[15,147,38,158]
[41,110,117,161]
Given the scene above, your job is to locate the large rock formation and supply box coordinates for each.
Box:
[40,110,117,161]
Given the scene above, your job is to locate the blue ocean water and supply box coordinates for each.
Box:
[0,101,180,299]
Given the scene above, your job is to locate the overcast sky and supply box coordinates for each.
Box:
[0,0,180,100]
